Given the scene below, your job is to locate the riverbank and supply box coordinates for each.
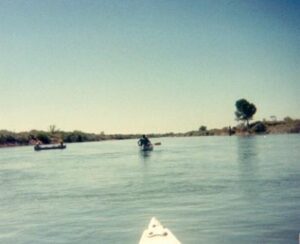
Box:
[1,118,299,148]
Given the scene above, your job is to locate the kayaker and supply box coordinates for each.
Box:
[34,141,41,150]
[138,135,151,147]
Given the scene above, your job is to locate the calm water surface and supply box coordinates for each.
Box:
[0,135,299,243]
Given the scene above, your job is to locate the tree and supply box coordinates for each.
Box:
[199,126,207,132]
[283,116,293,123]
[49,125,58,134]
[235,99,257,128]
[36,132,51,144]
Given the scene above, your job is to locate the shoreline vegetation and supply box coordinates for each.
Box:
[1,117,299,148]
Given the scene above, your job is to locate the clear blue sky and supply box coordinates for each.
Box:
[0,0,299,134]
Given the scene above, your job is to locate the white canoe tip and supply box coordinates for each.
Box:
[139,217,181,244]
[148,217,162,229]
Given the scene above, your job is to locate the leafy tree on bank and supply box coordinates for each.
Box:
[36,132,51,144]
[199,126,207,132]
[235,99,257,129]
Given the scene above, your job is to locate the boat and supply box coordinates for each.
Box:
[140,144,154,151]
[34,144,66,151]
[139,217,181,244]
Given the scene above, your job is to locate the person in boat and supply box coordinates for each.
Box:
[59,140,64,147]
[138,135,151,147]
[34,141,41,149]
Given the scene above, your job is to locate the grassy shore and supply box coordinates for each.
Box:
[1,118,299,148]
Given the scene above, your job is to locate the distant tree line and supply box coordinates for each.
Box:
[0,129,177,147]
[1,99,300,147]
[0,130,140,146]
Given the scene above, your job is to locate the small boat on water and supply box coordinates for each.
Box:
[138,135,154,152]
[140,144,153,151]
[34,144,66,151]
[139,217,181,244]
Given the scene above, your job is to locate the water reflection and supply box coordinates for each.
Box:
[139,150,152,160]
[236,136,260,199]
[237,136,258,163]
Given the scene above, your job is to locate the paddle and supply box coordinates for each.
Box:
[154,142,161,146]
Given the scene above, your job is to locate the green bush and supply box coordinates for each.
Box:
[250,121,267,133]
[36,133,51,144]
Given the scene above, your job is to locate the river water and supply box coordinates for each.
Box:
[0,135,299,243]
